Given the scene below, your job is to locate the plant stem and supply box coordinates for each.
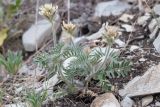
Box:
[58,64,75,93]
[70,36,75,46]
[84,45,111,90]
[51,21,57,46]
[67,0,70,23]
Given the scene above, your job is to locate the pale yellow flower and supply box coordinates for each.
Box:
[103,23,119,45]
[62,21,76,36]
[39,4,58,21]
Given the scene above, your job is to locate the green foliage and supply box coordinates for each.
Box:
[5,0,22,19]
[36,42,131,93]
[0,0,22,46]
[97,71,112,91]
[35,43,65,76]
[0,50,23,75]
[26,89,47,107]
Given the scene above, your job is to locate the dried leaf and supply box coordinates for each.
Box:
[0,28,8,46]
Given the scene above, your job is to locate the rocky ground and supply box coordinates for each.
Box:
[2,0,160,107]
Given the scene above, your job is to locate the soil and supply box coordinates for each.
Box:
[1,0,160,107]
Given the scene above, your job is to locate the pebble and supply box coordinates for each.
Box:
[94,1,131,17]
[90,93,120,107]
[119,14,134,23]
[142,96,153,107]
[153,4,160,16]
[121,96,134,107]
[137,13,150,26]
[121,24,135,32]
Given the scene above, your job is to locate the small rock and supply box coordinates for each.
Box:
[119,63,160,97]
[94,1,131,17]
[119,14,134,23]
[121,96,134,107]
[23,20,51,51]
[90,93,120,107]
[137,13,150,26]
[142,96,153,107]
[22,14,60,51]
[153,4,160,16]
[121,24,135,32]
[149,26,159,40]
[5,103,28,107]
[130,45,140,52]
[155,102,160,106]
[119,76,141,96]
[153,33,160,53]
[73,36,89,46]
[115,39,125,47]
[148,18,160,32]
[139,58,146,62]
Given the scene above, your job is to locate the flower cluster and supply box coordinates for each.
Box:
[62,21,76,36]
[39,4,58,21]
[103,23,119,45]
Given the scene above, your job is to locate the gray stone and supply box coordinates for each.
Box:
[121,24,135,32]
[5,103,28,107]
[121,96,134,107]
[90,93,120,107]
[94,1,131,17]
[119,63,160,97]
[130,45,140,52]
[22,19,52,51]
[148,18,160,32]
[137,13,150,26]
[119,14,134,23]
[142,96,153,107]
[139,58,146,62]
[22,14,60,52]
[155,102,160,106]
[153,33,160,53]
[73,36,89,46]
[115,39,125,47]
[153,4,160,16]
[149,26,159,40]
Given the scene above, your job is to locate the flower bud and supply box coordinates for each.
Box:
[102,23,119,45]
[39,4,58,21]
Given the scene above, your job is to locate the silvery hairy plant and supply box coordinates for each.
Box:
[35,22,131,94]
